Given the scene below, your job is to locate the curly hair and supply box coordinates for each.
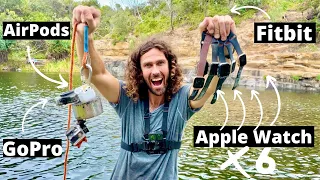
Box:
[124,38,183,102]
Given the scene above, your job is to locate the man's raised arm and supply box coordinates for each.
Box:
[73,5,120,103]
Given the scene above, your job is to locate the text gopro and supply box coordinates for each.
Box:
[254,22,316,43]
[2,22,70,40]
[3,139,63,157]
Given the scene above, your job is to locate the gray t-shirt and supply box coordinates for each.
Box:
[109,80,201,180]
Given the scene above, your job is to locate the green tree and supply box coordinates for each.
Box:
[95,5,114,38]
[0,25,15,63]
[46,40,70,60]
[80,0,100,8]
[110,10,138,43]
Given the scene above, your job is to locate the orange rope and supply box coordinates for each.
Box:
[82,52,88,68]
[63,22,77,180]
[63,23,90,180]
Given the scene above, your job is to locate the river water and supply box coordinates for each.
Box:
[0,72,319,179]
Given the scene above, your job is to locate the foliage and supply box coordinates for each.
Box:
[265,0,302,21]
[263,75,267,80]
[80,0,100,8]
[42,58,79,72]
[110,10,138,44]
[297,44,319,52]
[291,75,302,81]
[46,40,70,59]
[317,74,320,81]
[237,0,262,6]
[0,34,15,51]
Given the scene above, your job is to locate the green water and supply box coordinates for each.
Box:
[0,72,319,179]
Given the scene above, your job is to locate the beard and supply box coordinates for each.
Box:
[144,74,168,96]
[147,83,166,96]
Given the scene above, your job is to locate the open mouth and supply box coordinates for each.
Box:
[151,78,163,87]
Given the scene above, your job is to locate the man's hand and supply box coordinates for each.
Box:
[72,5,101,36]
[198,15,236,41]
[189,15,237,109]
[72,5,120,104]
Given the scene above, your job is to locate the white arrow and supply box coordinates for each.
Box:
[233,90,246,131]
[266,75,281,126]
[217,90,229,131]
[231,5,271,20]
[27,46,68,89]
[251,90,263,131]
[22,98,48,133]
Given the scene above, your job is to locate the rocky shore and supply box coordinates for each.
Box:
[103,58,320,92]
[95,10,320,92]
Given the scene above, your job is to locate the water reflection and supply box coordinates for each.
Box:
[0,72,319,179]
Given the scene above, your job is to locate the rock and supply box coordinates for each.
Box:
[300,82,313,87]
[301,73,314,78]
[247,61,268,69]
[95,13,320,92]
[283,63,295,68]
[105,61,127,78]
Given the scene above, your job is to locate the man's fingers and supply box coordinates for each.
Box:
[73,7,82,24]
[225,15,231,36]
[83,8,94,27]
[72,5,101,35]
[90,6,101,19]
[76,23,85,34]
[230,18,237,34]
[198,17,210,33]
[213,16,220,39]
[72,17,78,26]
[219,16,227,41]
[207,18,214,34]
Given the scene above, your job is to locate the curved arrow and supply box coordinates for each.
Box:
[231,5,271,20]
[251,90,263,131]
[266,75,281,126]
[233,90,246,131]
[217,90,229,131]
[22,98,48,133]
[26,46,68,89]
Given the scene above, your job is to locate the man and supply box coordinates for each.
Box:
[73,5,236,180]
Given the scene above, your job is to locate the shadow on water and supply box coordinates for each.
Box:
[0,72,319,179]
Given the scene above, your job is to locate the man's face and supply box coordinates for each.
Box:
[140,48,169,96]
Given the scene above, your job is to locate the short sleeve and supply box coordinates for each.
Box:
[176,84,202,121]
[109,80,132,118]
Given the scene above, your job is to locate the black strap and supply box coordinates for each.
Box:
[144,99,169,138]
[225,40,236,73]
[195,37,219,101]
[121,141,144,152]
[229,31,246,90]
[195,63,218,101]
[121,99,182,153]
[165,140,181,149]
[211,77,227,104]
[121,140,181,152]
[162,102,169,138]
[143,99,150,138]
[189,32,212,100]
[210,39,230,104]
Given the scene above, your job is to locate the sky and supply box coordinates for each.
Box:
[97,0,148,8]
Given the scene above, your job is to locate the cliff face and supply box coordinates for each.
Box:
[94,11,320,91]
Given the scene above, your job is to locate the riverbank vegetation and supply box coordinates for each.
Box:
[0,0,319,72]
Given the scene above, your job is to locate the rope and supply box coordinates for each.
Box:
[63,23,90,180]
[82,48,88,68]
[63,22,77,180]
